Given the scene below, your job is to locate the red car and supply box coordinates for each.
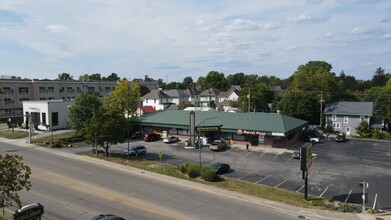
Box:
[143,133,161,142]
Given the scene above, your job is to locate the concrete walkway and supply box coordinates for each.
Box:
[1,127,388,220]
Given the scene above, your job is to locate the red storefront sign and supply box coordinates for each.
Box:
[236,129,265,136]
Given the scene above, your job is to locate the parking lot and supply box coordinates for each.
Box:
[69,137,391,211]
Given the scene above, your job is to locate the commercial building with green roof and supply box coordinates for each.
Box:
[131,110,308,148]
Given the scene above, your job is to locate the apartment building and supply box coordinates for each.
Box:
[0,79,117,118]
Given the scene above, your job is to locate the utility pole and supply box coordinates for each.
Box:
[247,89,251,112]
[320,91,324,128]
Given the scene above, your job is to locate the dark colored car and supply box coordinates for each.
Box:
[209,140,227,151]
[91,214,125,220]
[335,134,346,142]
[130,132,143,139]
[211,162,230,174]
[143,133,161,142]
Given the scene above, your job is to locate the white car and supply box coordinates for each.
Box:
[163,136,179,143]
[309,137,320,144]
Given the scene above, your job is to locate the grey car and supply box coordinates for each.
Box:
[123,145,146,156]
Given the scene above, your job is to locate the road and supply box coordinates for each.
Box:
[1,140,299,220]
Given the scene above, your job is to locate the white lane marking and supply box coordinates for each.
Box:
[258,152,266,158]
[372,193,378,210]
[319,185,329,197]
[255,175,270,183]
[274,179,288,188]
[273,153,281,159]
[344,189,352,203]
[237,171,257,180]
[296,185,304,192]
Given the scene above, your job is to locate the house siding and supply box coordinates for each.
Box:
[326,114,370,135]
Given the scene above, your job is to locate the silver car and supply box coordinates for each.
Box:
[123,145,146,156]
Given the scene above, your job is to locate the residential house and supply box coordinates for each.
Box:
[140,89,171,110]
[137,106,156,116]
[323,101,374,136]
[199,88,220,107]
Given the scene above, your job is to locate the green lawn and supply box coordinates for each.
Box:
[0,129,30,139]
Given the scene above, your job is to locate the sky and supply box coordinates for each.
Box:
[0,0,390,81]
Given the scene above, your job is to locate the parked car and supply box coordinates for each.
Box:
[163,136,179,143]
[293,151,301,159]
[91,214,125,220]
[123,145,146,156]
[130,132,143,139]
[335,134,346,142]
[308,136,320,144]
[143,133,161,142]
[209,140,227,151]
[211,162,230,174]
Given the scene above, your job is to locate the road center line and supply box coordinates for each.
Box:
[274,179,288,188]
[344,189,352,203]
[296,185,304,192]
[255,175,270,183]
[319,185,329,197]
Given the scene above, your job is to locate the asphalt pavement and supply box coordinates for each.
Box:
[1,127,389,220]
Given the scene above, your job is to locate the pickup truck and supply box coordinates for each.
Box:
[209,140,227,151]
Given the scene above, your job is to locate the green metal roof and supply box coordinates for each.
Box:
[131,110,308,135]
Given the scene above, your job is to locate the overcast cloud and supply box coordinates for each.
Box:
[0,0,390,80]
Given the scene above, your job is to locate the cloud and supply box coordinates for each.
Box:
[227,18,259,31]
[285,14,329,23]
[45,24,69,33]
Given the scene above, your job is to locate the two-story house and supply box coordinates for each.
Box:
[323,101,374,136]
[140,89,171,110]
[199,88,220,107]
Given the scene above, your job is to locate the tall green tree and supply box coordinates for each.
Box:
[0,154,31,214]
[277,91,318,123]
[68,93,101,135]
[371,67,388,87]
[201,71,229,90]
[182,76,194,89]
[364,86,391,125]
[240,83,275,112]
[227,72,246,87]
[103,78,140,119]
[57,73,73,80]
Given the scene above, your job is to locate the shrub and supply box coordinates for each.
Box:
[186,163,201,178]
[373,128,385,139]
[52,140,64,148]
[177,164,186,174]
[201,167,217,182]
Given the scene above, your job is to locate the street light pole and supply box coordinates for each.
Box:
[197,116,218,169]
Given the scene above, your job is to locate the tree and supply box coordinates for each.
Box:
[227,72,246,87]
[201,71,229,90]
[356,121,372,138]
[277,91,319,123]
[371,67,388,87]
[102,73,120,81]
[182,76,194,89]
[178,100,192,110]
[364,86,391,125]
[240,83,275,113]
[103,79,140,120]
[57,73,73,80]
[68,93,101,135]
[0,154,32,214]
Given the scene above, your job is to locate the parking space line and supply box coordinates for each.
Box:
[296,185,304,192]
[273,153,281,159]
[274,179,288,188]
[255,175,270,183]
[319,185,329,197]
[373,193,378,210]
[238,171,257,180]
[344,189,352,203]
[258,152,266,158]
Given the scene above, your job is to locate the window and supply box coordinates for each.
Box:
[19,98,29,102]
[332,122,340,128]
[39,87,46,93]
[51,112,59,126]
[360,115,366,122]
[48,87,54,93]
[332,114,337,121]
[19,87,29,94]
[42,113,46,125]
[343,116,348,123]
[154,99,156,103]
